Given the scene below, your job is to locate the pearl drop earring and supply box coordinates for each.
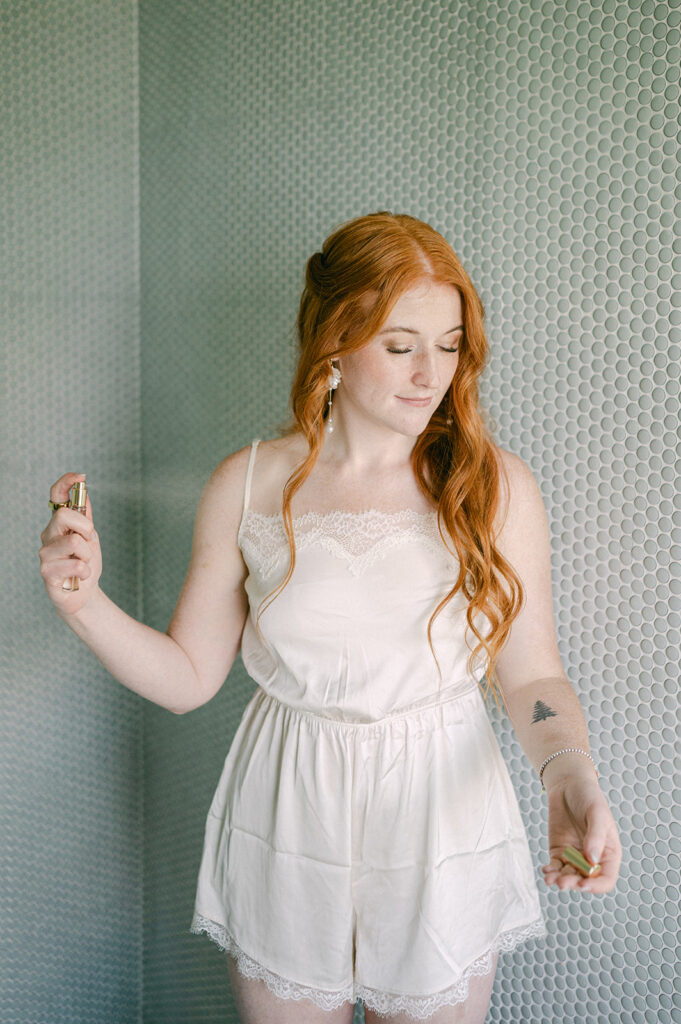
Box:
[325,362,342,434]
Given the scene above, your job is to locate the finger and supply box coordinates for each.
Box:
[42,556,91,589]
[578,818,609,870]
[40,528,94,569]
[49,506,96,540]
[52,532,92,561]
[39,541,90,582]
[40,515,95,554]
[542,853,570,876]
[542,854,575,884]
[577,871,616,894]
[48,472,87,507]
[576,848,621,893]
[542,861,584,889]
[555,867,582,890]
[547,843,609,888]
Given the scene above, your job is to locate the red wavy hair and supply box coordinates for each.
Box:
[260,211,523,714]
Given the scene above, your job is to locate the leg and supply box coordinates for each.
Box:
[363,952,498,1024]
[227,951,357,1024]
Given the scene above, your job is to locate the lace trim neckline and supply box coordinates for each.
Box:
[238,506,451,579]
[242,507,439,525]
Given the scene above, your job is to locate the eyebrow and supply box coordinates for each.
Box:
[377,324,464,336]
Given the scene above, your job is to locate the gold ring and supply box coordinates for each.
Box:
[49,500,69,511]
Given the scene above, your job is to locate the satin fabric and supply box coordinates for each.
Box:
[190,442,547,1016]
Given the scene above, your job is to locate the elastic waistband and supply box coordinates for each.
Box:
[253,679,484,736]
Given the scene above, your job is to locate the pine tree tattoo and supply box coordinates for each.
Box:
[532,700,557,723]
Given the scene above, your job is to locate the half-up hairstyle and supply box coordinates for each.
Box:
[260,211,523,714]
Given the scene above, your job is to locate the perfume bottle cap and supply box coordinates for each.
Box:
[69,481,88,508]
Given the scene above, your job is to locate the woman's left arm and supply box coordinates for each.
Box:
[490,449,622,895]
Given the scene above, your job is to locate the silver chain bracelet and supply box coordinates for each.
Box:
[538,747,598,792]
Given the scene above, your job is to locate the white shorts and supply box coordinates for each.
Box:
[191,682,547,1019]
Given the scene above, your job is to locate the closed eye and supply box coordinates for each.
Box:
[387,346,459,354]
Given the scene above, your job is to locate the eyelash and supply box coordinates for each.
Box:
[387,346,459,354]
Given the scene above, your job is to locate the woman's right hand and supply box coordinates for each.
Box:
[39,472,102,617]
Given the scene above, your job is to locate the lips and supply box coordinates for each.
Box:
[396,396,433,407]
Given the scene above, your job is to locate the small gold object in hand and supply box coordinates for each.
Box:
[561,845,602,877]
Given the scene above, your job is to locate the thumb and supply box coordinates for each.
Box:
[583,829,605,866]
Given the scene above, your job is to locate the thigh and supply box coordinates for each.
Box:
[227,952,357,1024]
[363,952,498,1024]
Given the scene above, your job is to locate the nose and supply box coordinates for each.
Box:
[412,350,439,389]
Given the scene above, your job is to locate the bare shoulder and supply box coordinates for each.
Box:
[206,443,254,503]
[255,433,307,464]
[493,445,538,495]
[201,435,307,516]
[491,445,547,543]
[190,444,256,541]
[248,433,309,512]
[211,443,254,479]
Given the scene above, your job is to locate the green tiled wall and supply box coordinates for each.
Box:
[2,2,143,1022]
[3,1,679,1022]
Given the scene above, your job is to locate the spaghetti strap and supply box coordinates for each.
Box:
[242,438,261,519]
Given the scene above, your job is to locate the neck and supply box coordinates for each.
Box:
[321,406,418,472]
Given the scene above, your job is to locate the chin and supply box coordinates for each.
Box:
[389,417,432,439]
[387,400,445,436]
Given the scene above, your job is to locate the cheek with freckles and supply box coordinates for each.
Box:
[339,348,409,399]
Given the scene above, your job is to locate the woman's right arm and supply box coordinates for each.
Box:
[39,447,252,715]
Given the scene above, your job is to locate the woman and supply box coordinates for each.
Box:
[40,212,621,1023]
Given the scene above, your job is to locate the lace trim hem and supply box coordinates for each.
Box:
[190,912,354,1010]
[190,910,547,1019]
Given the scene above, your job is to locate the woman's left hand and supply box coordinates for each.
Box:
[541,775,622,894]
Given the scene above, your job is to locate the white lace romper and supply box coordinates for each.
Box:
[191,438,547,1019]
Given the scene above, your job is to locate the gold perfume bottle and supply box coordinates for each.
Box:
[62,480,88,592]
